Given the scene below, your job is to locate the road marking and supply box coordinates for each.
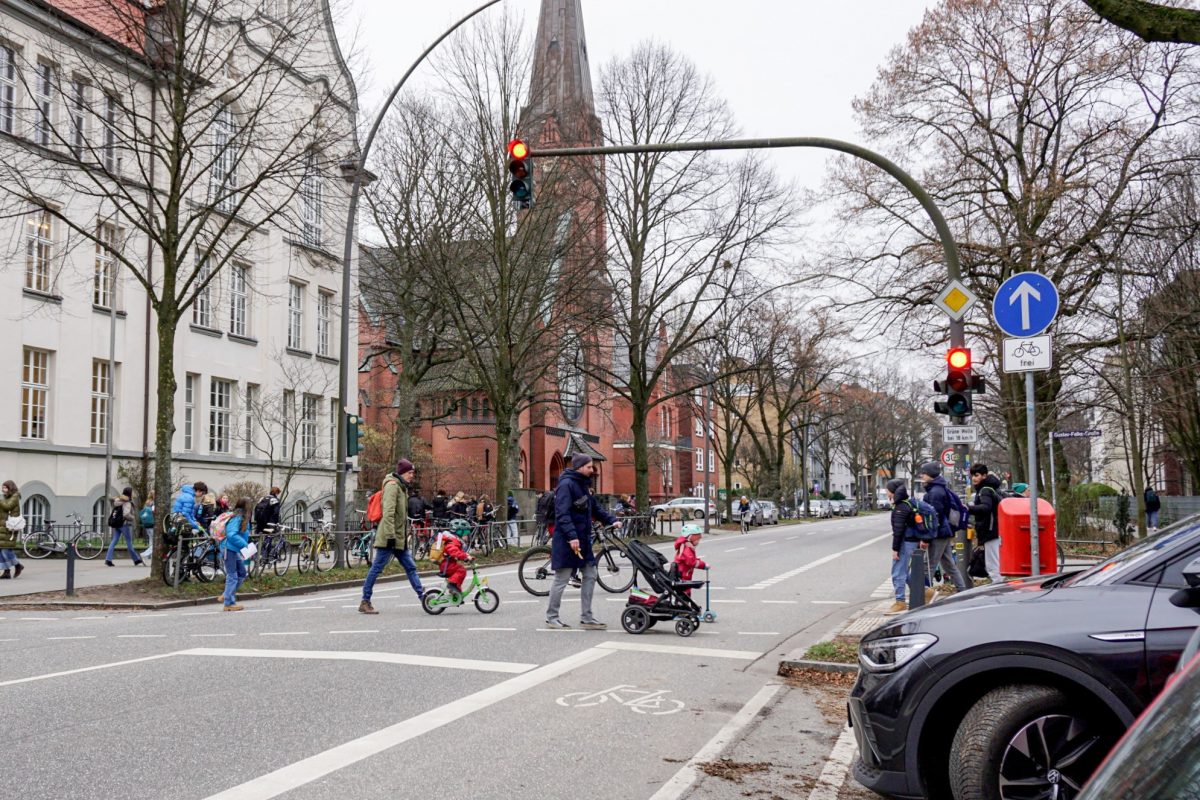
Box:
[761,600,799,604]
[737,632,780,636]
[241,609,272,613]
[742,533,891,590]
[178,647,533,674]
[0,638,18,642]
[131,613,171,619]
[182,611,221,616]
[340,605,362,609]
[200,647,613,800]
[648,683,782,800]
[735,586,764,591]
[712,600,746,604]
[47,636,96,641]
[399,628,449,633]
[507,600,538,604]
[536,628,585,633]
[786,536,799,540]
[596,640,761,661]
[807,726,858,800]
[118,634,166,639]
[507,590,528,594]
[468,627,516,632]
[328,630,378,635]
[758,541,775,546]
[0,652,178,688]
[259,632,308,636]
[192,633,237,638]
[812,600,849,605]
[72,615,107,620]
[287,607,327,611]
[722,547,745,553]
[18,617,59,621]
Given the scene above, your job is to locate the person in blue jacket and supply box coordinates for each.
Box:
[220,497,252,611]
[545,454,620,630]
[917,462,968,598]
[171,481,207,532]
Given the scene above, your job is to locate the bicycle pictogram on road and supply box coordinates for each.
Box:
[556,685,685,715]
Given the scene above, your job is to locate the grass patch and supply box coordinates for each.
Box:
[803,637,860,664]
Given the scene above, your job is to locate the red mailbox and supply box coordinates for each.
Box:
[998,497,1057,577]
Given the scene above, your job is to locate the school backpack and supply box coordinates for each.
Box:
[968,546,988,579]
[139,506,154,527]
[210,511,236,542]
[905,499,939,541]
[947,489,969,531]
[429,532,450,563]
[253,496,273,528]
[107,503,125,529]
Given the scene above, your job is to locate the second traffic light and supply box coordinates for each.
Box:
[507,138,533,209]
[934,347,984,418]
[345,413,366,458]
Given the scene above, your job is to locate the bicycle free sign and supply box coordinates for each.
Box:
[1002,334,1052,374]
[557,685,685,715]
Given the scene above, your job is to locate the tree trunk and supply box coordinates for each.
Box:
[392,379,417,462]
[632,413,651,512]
[150,310,179,577]
[493,410,519,525]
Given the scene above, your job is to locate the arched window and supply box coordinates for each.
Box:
[289,501,308,530]
[23,495,49,530]
[92,497,107,532]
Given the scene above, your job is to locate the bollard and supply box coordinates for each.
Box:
[960,527,974,580]
[65,540,76,597]
[907,547,927,610]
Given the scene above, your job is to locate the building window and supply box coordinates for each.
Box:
[94,223,118,308]
[25,210,52,293]
[663,456,674,491]
[694,417,703,437]
[301,395,318,459]
[282,390,294,459]
[0,46,14,134]
[209,378,232,453]
[287,282,303,349]
[184,374,196,451]
[229,262,248,336]
[301,150,323,246]
[289,501,307,529]
[21,348,50,440]
[193,258,213,328]
[708,448,715,473]
[102,93,118,172]
[33,63,54,146]
[91,497,107,533]
[23,495,49,531]
[317,290,332,357]
[695,448,703,471]
[90,359,111,445]
[69,80,86,158]
[210,105,238,212]
[243,384,257,457]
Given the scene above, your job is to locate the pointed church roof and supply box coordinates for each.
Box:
[522,0,598,141]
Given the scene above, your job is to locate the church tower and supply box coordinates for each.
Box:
[520,0,602,149]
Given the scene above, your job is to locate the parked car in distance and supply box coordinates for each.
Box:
[850,514,1200,800]
[650,497,718,521]
[755,500,779,525]
[804,499,833,518]
[840,499,859,517]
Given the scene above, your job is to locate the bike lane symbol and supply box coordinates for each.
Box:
[556,684,685,715]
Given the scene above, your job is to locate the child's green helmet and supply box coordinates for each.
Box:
[451,518,471,531]
[681,522,704,537]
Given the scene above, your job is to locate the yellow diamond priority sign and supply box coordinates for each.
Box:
[935,280,978,321]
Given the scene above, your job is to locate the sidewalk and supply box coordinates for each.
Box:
[0,553,150,598]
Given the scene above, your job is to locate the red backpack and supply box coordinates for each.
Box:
[366,477,396,525]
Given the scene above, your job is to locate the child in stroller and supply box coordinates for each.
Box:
[620,536,705,637]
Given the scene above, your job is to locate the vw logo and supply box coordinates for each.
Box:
[1046,769,1062,784]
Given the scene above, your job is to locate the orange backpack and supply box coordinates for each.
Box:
[366,477,396,525]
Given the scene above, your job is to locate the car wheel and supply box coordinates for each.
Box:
[693,509,704,520]
[949,685,1115,800]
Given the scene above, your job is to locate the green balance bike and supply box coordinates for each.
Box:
[421,563,500,615]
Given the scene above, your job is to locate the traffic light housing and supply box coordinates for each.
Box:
[934,347,974,418]
[345,413,366,457]
[507,138,533,209]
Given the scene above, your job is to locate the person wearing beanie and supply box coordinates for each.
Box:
[1012,482,1030,497]
[545,454,621,629]
[917,461,969,599]
[105,486,143,567]
[359,459,425,614]
[885,478,925,614]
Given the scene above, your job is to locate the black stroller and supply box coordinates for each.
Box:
[619,538,705,637]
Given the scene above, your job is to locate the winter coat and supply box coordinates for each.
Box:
[921,476,955,538]
[197,503,218,531]
[254,494,281,533]
[407,495,427,522]
[968,474,1003,544]
[374,474,410,549]
[431,495,449,521]
[114,496,134,525]
[673,537,707,581]
[0,491,20,549]
[1145,488,1162,513]
[551,468,616,570]
[437,532,470,587]
[507,496,520,520]
[219,513,250,556]
[449,501,468,518]
[171,486,201,531]
[889,485,920,552]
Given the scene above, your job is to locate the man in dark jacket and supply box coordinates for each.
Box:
[885,478,924,614]
[968,463,1004,583]
[918,462,969,597]
[1144,485,1162,532]
[431,491,449,524]
[253,487,282,535]
[545,454,619,630]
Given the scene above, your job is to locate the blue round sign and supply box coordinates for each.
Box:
[992,272,1059,337]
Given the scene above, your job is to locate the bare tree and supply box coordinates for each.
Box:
[1082,0,1200,44]
[0,0,353,572]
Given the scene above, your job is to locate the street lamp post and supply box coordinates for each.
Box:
[333,0,504,562]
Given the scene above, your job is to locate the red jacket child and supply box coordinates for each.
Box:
[437,532,472,592]
[673,532,708,582]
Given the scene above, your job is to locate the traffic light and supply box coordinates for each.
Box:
[934,348,972,418]
[507,138,533,209]
[345,413,366,457]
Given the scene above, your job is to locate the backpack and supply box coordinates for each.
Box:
[210,511,236,542]
[947,489,969,531]
[905,499,939,541]
[968,546,988,579]
[108,503,125,529]
[139,506,154,527]
[366,478,396,525]
[253,496,273,528]
[429,532,450,563]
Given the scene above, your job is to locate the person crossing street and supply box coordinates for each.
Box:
[359,459,426,614]
[545,454,619,630]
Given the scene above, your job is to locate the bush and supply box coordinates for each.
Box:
[830,491,846,501]
[1071,483,1118,501]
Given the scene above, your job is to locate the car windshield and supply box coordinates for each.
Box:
[1064,513,1200,587]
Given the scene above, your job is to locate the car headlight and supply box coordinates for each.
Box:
[859,633,938,672]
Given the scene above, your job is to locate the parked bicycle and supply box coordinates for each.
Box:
[161,520,222,585]
[251,523,293,578]
[295,527,335,573]
[21,512,106,560]
[518,523,634,596]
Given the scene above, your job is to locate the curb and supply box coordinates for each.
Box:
[778,658,860,675]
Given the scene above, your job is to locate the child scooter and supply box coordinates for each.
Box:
[701,567,717,623]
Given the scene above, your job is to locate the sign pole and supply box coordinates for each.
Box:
[1048,431,1057,508]
[1026,372,1041,577]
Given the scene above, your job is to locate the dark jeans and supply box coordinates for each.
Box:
[362,546,425,601]
[106,524,139,562]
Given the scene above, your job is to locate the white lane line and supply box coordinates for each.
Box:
[507,600,538,605]
[0,652,178,687]
[596,640,761,661]
[507,590,528,594]
[806,726,858,800]
[259,632,308,637]
[200,647,612,800]
[241,609,272,614]
[536,628,585,633]
[287,607,328,611]
[47,636,96,641]
[806,530,821,536]
[399,629,449,633]
[468,627,516,632]
[18,617,59,621]
[118,634,166,639]
[180,647,535,674]
[758,541,775,546]
[812,600,850,605]
[742,532,891,590]
[340,605,362,609]
[737,632,780,636]
[786,536,799,540]
[130,613,171,619]
[761,600,799,605]
[735,586,764,591]
[648,683,782,800]
[712,600,746,604]
[72,615,107,620]
[192,634,237,638]
[723,547,746,553]
[0,638,18,642]
[328,630,378,635]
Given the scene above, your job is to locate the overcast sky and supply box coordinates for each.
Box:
[336,1,935,194]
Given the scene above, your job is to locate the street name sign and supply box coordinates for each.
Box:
[935,280,978,321]
[942,425,979,444]
[1002,335,1052,373]
[1052,429,1102,440]
[993,272,1059,337]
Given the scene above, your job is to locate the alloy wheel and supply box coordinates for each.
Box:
[998,713,1104,800]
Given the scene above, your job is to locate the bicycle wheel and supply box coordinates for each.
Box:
[474,587,499,614]
[74,530,106,560]
[413,537,430,562]
[272,543,292,576]
[196,548,222,583]
[596,546,635,593]
[22,532,55,559]
[421,588,447,615]
[314,536,334,572]
[296,537,312,574]
[517,546,554,596]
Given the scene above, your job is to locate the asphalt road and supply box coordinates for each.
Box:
[1,515,890,800]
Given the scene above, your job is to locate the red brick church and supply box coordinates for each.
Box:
[358,0,720,503]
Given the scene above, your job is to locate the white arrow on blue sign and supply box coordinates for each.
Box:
[992,271,1060,338]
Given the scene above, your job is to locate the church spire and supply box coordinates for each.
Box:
[522,0,598,144]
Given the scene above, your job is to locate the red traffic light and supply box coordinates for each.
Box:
[508,139,529,159]
[947,347,970,370]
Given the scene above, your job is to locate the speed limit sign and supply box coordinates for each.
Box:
[940,448,957,468]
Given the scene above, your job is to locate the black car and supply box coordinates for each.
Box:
[849,514,1200,800]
